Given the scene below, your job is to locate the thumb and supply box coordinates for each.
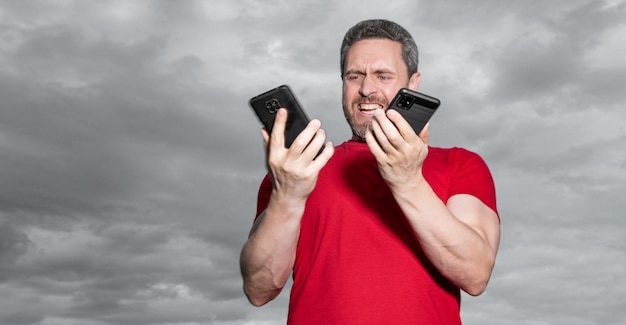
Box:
[419,123,430,144]
[261,128,270,151]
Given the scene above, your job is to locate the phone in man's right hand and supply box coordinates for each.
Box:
[249,84,311,149]
[387,88,440,135]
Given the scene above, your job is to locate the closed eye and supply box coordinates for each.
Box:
[344,73,364,82]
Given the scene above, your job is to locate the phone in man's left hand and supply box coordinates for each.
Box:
[387,88,440,135]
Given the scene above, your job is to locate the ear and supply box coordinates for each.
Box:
[409,72,421,91]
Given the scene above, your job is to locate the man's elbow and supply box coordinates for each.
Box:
[246,293,272,307]
[460,269,493,296]
[243,282,281,307]
[462,280,488,297]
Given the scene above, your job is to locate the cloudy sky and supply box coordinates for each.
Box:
[1,0,625,324]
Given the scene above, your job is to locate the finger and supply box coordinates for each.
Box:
[261,128,270,147]
[376,109,412,153]
[418,122,430,145]
[373,109,397,135]
[370,112,394,153]
[261,128,270,159]
[364,126,385,158]
[288,119,322,158]
[301,127,327,160]
[386,109,418,141]
[270,108,288,150]
[310,141,334,168]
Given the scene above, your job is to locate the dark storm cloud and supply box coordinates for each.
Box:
[0,3,266,323]
[0,221,31,274]
[0,1,625,324]
[0,22,262,216]
[489,1,625,103]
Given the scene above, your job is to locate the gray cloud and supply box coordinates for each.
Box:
[0,0,624,324]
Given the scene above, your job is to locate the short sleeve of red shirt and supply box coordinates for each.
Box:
[255,174,272,218]
[445,147,498,217]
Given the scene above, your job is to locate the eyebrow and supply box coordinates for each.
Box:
[344,69,364,76]
[344,68,396,75]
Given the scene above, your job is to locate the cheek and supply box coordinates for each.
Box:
[342,84,359,102]
[381,89,395,103]
[382,84,405,102]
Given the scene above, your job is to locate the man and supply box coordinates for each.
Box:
[240,19,500,324]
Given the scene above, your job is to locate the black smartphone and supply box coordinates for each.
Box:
[249,84,311,148]
[387,88,440,135]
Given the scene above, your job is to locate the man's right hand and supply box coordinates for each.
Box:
[262,108,334,207]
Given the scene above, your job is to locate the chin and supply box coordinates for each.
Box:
[350,122,370,141]
[343,105,371,140]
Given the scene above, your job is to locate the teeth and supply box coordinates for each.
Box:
[359,104,382,110]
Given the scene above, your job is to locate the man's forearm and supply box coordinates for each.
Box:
[391,179,499,296]
[240,200,304,306]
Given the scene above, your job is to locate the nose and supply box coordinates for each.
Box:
[359,75,376,98]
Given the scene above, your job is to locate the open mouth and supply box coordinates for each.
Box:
[359,103,383,111]
[358,103,384,117]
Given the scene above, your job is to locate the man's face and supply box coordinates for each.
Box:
[342,39,420,140]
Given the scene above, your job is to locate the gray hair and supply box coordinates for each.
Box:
[340,19,419,78]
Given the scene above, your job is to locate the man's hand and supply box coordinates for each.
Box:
[263,108,334,205]
[241,108,333,306]
[364,108,429,190]
[365,108,499,296]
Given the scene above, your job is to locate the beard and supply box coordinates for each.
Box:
[344,110,370,141]
[343,95,389,141]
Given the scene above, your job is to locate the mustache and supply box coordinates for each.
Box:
[354,95,388,106]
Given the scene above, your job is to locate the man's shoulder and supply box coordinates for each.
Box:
[428,146,481,160]
[426,146,491,173]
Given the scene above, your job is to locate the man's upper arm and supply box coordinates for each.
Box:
[447,194,500,254]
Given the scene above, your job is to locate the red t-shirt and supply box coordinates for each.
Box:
[256,141,498,324]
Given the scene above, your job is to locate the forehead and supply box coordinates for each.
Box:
[345,39,406,72]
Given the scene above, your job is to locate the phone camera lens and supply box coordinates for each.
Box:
[266,99,280,113]
[399,95,414,109]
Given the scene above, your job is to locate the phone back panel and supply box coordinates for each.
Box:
[249,85,310,148]
[388,88,440,135]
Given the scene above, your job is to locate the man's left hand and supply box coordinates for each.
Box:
[365,109,430,190]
